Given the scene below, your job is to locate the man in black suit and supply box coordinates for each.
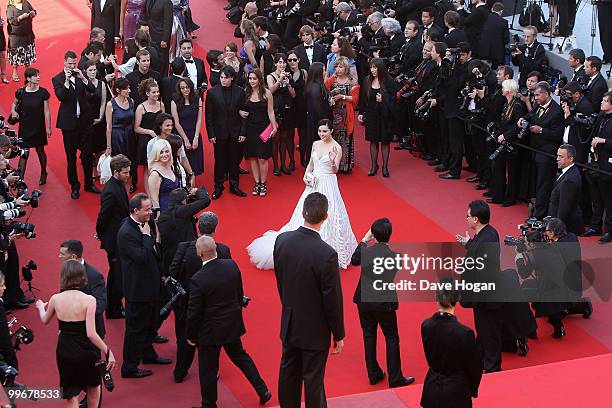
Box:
[511,26,547,87]
[118,193,172,379]
[59,240,107,339]
[88,0,120,55]
[96,155,131,318]
[160,59,186,114]
[139,0,173,76]
[186,236,271,408]
[584,56,608,113]
[126,49,162,106]
[519,81,565,219]
[274,192,345,408]
[568,48,588,85]
[52,50,101,199]
[177,39,208,92]
[457,200,503,372]
[463,0,489,54]
[170,211,232,383]
[421,278,483,408]
[548,145,583,235]
[398,20,423,72]
[204,65,247,199]
[443,11,468,48]
[478,2,509,69]
[351,219,415,388]
[293,25,327,71]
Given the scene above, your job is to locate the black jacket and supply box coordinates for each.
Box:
[586,73,608,113]
[523,100,565,163]
[478,12,509,65]
[293,42,327,71]
[463,4,489,53]
[160,75,183,113]
[592,113,612,176]
[421,312,483,408]
[185,259,246,345]
[399,36,423,73]
[126,68,162,106]
[96,176,129,253]
[91,0,120,38]
[170,240,231,285]
[204,84,245,140]
[351,242,398,311]
[381,33,406,59]
[0,300,18,369]
[444,28,468,49]
[570,66,588,85]
[139,0,173,44]
[117,217,161,302]
[178,56,208,90]
[52,72,96,130]
[512,41,547,86]
[564,96,594,163]
[273,227,344,351]
[83,262,107,338]
[549,165,584,235]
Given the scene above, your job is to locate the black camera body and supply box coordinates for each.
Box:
[517,120,530,140]
[159,276,187,317]
[573,112,597,127]
[241,296,251,308]
[10,221,36,239]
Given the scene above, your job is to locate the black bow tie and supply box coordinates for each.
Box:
[304,45,313,49]
[184,59,194,64]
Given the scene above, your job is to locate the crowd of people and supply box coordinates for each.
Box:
[0,0,610,407]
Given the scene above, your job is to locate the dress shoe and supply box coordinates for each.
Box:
[439,173,459,180]
[106,310,125,319]
[71,189,80,199]
[121,369,153,378]
[230,187,247,197]
[482,191,492,197]
[174,371,187,383]
[583,300,593,319]
[369,371,385,385]
[434,164,447,172]
[142,356,172,365]
[486,198,502,204]
[475,182,488,190]
[84,185,101,194]
[153,334,168,344]
[466,176,480,183]
[517,337,529,357]
[368,164,379,176]
[501,201,516,207]
[18,295,35,304]
[382,167,389,178]
[421,153,434,161]
[552,324,566,339]
[239,167,249,175]
[581,228,602,237]
[427,159,441,166]
[390,376,415,388]
[211,189,223,200]
[259,391,272,405]
[598,233,611,244]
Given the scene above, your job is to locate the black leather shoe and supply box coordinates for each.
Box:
[427,159,441,166]
[475,182,488,190]
[369,371,385,385]
[239,167,249,175]
[71,189,80,199]
[288,163,296,172]
[259,391,272,405]
[583,300,593,319]
[153,334,168,344]
[486,198,502,204]
[230,187,247,197]
[552,324,566,339]
[421,154,434,161]
[121,369,153,378]
[142,357,172,365]
[368,164,379,176]
[390,376,415,388]
[439,173,459,180]
[517,337,529,357]
[582,228,602,237]
[434,164,447,172]
[382,167,389,177]
[598,233,611,244]
[174,372,186,383]
[211,189,223,200]
[84,185,101,194]
[466,176,480,183]
[482,191,492,197]
[501,201,516,207]
[273,167,281,176]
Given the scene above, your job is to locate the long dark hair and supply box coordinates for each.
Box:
[245,69,267,102]
[172,78,198,110]
[305,62,328,99]
[364,58,390,101]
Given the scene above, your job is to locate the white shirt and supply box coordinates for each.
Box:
[202,257,218,267]
[303,41,314,65]
[557,163,574,180]
[100,0,107,10]
[183,56,198,87]
[64,76,83,117]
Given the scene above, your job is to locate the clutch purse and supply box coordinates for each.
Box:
[259,123,274,143]
[305,173,318,188]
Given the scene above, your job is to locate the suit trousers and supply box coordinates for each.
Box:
[556,0,570,37]
[491,152,519,203]
[122,300,159,374]
[105,251,123,315]
[198,338,267,408]
[153,43,169,77]
[278,343,329,408]
[598,4,612,61]
[473,307,502,372]
[533,159,557,219]
[173,302,196,378]
[2,244,22,308]
[464,126,478,172]
[596,175,612,233]
[61,117,94,190]
[472,128,490,181]
[447,117,466,176]
[213,138,240,190]
[436,111,449,165]
[357,307,404,386]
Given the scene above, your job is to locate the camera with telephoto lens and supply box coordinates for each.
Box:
[414,90,434,120]
[241,296,251,308]
[159,276,187,317]
[573,112,597,127]
[8,317,34,351]
[21,259,37,283]
[516,120,530,140]
[505,34,521,53]
[385,54,402,77]
[20,188,42,209]
[439,48,460,79]
[504,235,528,253]
[519,87,530,97]
[10,221,36,239]
[486,122,516,160]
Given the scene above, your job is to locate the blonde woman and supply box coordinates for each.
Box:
[147,138,180,212]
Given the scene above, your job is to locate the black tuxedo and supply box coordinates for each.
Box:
[83,262,107,338]
[461,224,503,373]
[382,33,406,59]
[463,4,490,55]
[399,36,423,72]
[139,0,173,75]
[274,226,344,408]
[186,259,268,407]
[178,55,208,90]
[420,312,483,408]
[293,42,327,71]
[565,96,594,163]
[160,75,183,113]
[205,84,246,191]
[90,0,120,55]
[444,28,468,49]
[549,165,584,235]
[570,66,588,85]
[52,71,96,191]
[478,12,509,67]
[586,74,608,113]
[512,41,547,87]
[524,100,565,218]
[351,242,406,386]
[117,217,162,375]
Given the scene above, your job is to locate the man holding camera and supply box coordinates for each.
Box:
[511,26,547,88]
[186,236,271,408]
[518,82,565,220]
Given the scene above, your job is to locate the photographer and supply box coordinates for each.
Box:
[0,272,18,371]
[562,81,595,164]
[519,70,540,113]
[379,18,404,58]
[332,2,359,34]
[511,26,547,88]
[588,92,612,244]
[489,79,526,207]
[355,11,387,54]
[517,81,565,220]
[415,41,442,164]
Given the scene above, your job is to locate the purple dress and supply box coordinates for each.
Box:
[178,102,204,176]
[124,0,146,40]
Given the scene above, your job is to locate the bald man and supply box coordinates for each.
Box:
[186,236,271,407]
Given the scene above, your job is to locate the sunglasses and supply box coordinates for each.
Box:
[287,58,298,62]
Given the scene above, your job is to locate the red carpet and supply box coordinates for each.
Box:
[0,1,610,407]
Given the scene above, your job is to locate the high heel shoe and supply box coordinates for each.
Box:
[368,164,379,176]
[382,166,389,178]
[39,172,48,185]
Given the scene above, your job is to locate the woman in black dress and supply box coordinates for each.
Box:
[284,51,307,172]
[134,78,164,193]
[171,78,204,178]
[10,67,50,184]
[0,9,8,84]
[84,60,108,158]
[6,0,36,82]
[358,58,399,178]
[36,260,116,407]
[241,69,277,197]
[304,62,331,167]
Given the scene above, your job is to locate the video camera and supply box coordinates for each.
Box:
[503,216,551,252]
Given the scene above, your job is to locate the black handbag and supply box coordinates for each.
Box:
[8,89,24,125]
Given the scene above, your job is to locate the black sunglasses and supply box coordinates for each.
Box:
[287,58,298,62]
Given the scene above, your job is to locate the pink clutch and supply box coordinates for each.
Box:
[259,123,274,143]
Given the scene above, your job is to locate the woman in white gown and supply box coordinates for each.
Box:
[247,119,358,269]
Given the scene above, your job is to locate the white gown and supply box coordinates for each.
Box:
[247,150,358,269]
